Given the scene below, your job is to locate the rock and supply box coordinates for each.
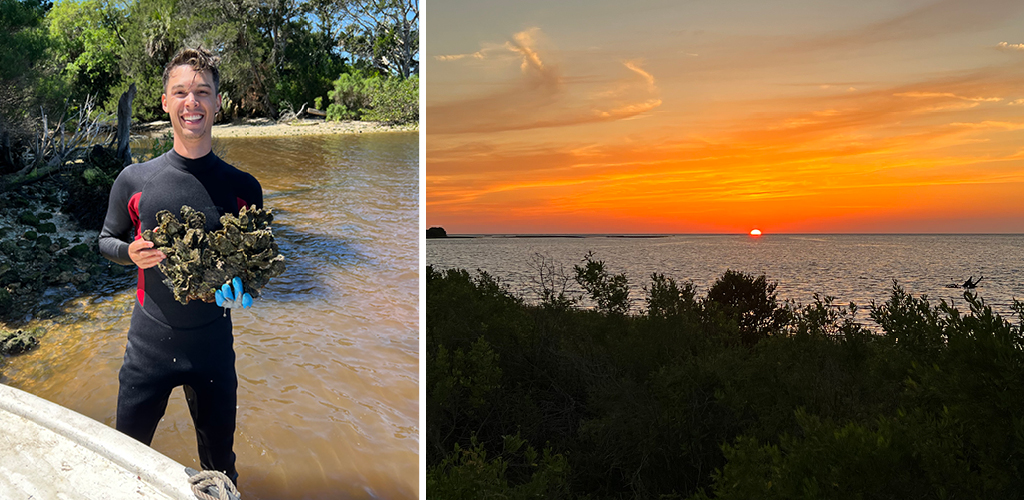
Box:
[22,230,37,240]
[37,222,56,234]
[68,243,91,259]
[142,205,286,304]
[0,240,16,256]
[427,226,448,238]
[35,235,51,248]
[0,328,38,355]
[17,211,39,226]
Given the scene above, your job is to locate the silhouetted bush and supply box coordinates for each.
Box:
[427,256,1024,499]
[704,269,790,346]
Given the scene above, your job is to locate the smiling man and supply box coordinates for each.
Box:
[98,47,263,486]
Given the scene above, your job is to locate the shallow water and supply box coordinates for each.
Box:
[427,234,1024,323]
[2,132,419,499]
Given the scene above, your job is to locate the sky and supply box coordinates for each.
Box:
[425,0,1024,234]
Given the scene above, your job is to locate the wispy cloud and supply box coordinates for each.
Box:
[428,28,661,134]
[950,120,1024,130]
[506,29,546,72]
[894,91,1002,102]
[435,52,486,62]
[623,60,656,88]
[996,41,1024,51]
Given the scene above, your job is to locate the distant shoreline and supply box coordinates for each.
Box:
[135,118,417,139]
[431,233,1024,239]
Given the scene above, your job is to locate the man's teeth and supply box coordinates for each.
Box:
[183,114,203,121]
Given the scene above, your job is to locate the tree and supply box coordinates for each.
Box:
[0,0,50,145]
[705,270,790,345]
[340,0,418,78]
[45,0,123,106]
[101,0,186,121]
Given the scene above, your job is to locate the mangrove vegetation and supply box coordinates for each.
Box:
[427,254,1024,498]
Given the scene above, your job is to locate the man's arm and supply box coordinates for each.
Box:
[98,173,135,266]
[98,169,165,269]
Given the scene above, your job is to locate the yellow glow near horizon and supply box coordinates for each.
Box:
[750,229,762,237]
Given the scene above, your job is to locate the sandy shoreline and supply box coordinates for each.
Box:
[136,118,417,139]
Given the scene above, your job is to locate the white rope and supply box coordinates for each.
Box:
[186,468,241,500]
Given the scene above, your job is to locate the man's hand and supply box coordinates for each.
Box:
[216,277,253,309]
[128,238,165,269]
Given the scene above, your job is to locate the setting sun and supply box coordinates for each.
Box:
[750,229,762,237]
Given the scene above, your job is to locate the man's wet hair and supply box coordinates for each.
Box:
[163,47,221,93]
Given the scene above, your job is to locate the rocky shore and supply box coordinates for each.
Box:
[0,177,134,323]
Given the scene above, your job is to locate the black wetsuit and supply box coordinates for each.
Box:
[99,149,262,482]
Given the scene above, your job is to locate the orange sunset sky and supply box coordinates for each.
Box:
[426,0,1024,234]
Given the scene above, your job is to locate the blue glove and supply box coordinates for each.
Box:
[215,277,253,309]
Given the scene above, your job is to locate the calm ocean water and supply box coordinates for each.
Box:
[427,234,1024,322]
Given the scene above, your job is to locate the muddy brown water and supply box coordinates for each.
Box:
[1,132,419,499]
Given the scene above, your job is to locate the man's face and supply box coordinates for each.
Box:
[162,65,221,143]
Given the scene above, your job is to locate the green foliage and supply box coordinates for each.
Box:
[646,273,698,319]
[427,434,570,500]
[362,75,418,124]
[870,280,945,358]
[430,255,1024,499]
[574,251,631,316]
[429,337,503,421]
[269,22,347,116]
[338,0,418,78]
[4,0,419,128]
[704,270,790,346]
[0,0,49,82]
[45,0,123,106]
[326,69,381,121]
[697,408,977,500]
[0,0,50,137]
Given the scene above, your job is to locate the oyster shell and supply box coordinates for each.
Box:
[141,205,286,304]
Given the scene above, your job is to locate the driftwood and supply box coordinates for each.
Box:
[306,108,326,117]
[115,83,136,166]
[0,131,14,173]
[2,86,132,191]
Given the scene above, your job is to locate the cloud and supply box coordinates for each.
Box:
[996,41,1024,51]
[595,99,663,119]
[894,91,1002,102]
[506,29,546,72]
[435,52,486,62]
[623,60,656,88]
[950,120,1024,130]
[428,28,661,134]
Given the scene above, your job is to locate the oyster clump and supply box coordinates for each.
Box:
[141,205,286,304]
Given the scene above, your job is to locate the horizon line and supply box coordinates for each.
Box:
[430,232,1024,237]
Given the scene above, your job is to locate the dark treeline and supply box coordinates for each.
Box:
[427,253,1024,498]
[1,0,418,137]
